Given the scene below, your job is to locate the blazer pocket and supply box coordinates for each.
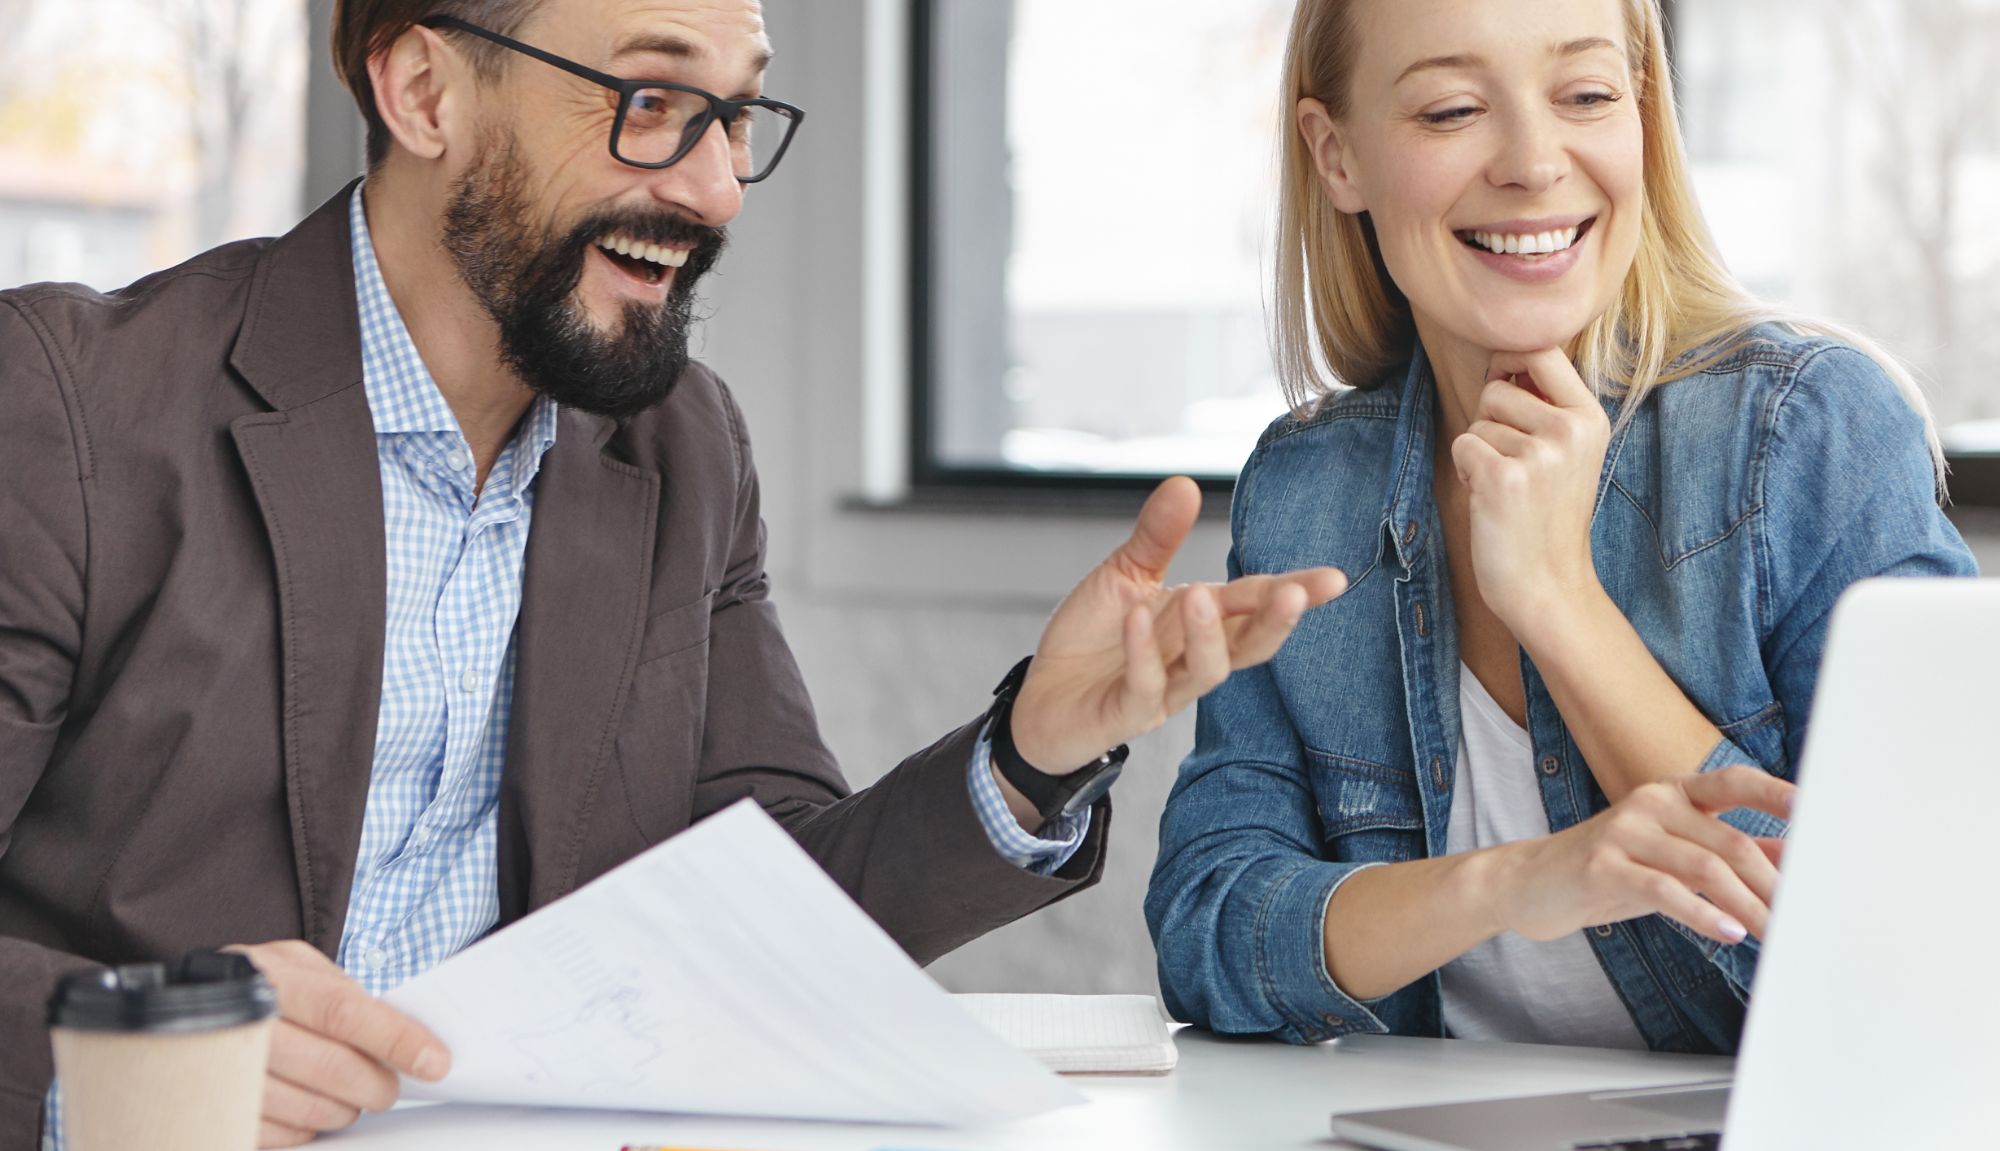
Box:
[634,590,715,667]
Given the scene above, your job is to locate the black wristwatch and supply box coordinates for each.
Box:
[984,656,1127,825]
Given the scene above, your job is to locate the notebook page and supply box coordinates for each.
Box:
[954,993,1179,1074]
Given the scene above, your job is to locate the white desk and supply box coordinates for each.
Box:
[327,1032,1733,1150]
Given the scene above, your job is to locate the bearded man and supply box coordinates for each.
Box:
[0,1,1344,1145]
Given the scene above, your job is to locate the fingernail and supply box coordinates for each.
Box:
[1717,916,1748,944]
[413,1048,448,1081]
[1192,591,1216,621]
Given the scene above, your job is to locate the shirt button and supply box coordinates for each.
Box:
[460,668,481,693]
[1594,924,1616,938]
[365,947,389,970]
[445,450,470,471]
[1540,755,1561,777]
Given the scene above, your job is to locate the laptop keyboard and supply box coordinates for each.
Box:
[1574,1135,1721,1151]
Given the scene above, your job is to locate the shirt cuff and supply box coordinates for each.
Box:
[966,732,1091,876]
[43,1081,60,1151]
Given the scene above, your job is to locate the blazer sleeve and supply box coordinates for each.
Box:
[685,380,1107,966]
[0,298,108,1135]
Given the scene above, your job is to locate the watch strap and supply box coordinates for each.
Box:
[985,656,1128,824]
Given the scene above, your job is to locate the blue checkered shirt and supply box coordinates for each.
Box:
[43,185,1087,1148]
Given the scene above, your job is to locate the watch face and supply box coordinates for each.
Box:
[1058,761,1123,819]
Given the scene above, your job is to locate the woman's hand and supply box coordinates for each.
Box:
[1492,767,1795,946]
[1448,348,1611,634]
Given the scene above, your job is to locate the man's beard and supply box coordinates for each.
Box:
[440,134,727,421]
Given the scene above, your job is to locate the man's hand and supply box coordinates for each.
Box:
[224,941,449,1147]
[1007,477,1346,779]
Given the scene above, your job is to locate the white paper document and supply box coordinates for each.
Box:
[955,994,1179,1075]
[385,801,1085,1125]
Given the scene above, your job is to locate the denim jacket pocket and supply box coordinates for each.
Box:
[1304,747,1425,863]
[1632,913,1727,1000]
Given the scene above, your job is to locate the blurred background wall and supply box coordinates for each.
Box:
[3,0,1996,999]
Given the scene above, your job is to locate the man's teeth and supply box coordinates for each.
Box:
[596,234,691,269]
[1466,226,1582,256]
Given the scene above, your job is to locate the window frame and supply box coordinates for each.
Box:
[903,0,1998,510]
[904,0,1238,500]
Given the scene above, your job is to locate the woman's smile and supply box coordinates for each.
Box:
[1453,215,1600,285]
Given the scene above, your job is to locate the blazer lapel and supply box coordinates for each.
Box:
[227,184,387,955]
[497,412,659,922]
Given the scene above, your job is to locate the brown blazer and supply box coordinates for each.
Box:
[0,188,1105,1143]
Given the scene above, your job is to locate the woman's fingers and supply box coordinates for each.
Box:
[1622,824,1772,940]
[1755,837,1786,868]
[1680,765,1795,820]
[1476,377,1565,434]
[1467,418,1537,458]
[1619,860,1753,947]
[1659,801,1781,908]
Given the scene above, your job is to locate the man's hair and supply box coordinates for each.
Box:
[332,0,539,167]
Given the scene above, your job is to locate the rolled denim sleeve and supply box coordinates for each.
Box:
[1662,736,1788,997]
[1145,524,1393,1043]
[1145,658,1391,1043]
[1671,343,1980,999]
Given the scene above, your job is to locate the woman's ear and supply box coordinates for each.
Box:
[1296,97,1368,215]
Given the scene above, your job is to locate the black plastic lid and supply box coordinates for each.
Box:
[49,950,279,1033]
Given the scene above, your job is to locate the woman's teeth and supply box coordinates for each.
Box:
[1462,225,1582,256]
[595,234,692,270]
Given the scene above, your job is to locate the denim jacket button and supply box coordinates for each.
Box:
[1594,924,1615,938]
[1321,1012,1346,1029]
[1540,755,1561,776]
[1401,520,1418,547]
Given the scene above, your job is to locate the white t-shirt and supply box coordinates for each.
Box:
[1438,662,1648,1050]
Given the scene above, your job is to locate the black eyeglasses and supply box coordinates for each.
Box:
[419,16,805,183]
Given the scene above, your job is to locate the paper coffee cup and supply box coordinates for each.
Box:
[49,950,279,1151]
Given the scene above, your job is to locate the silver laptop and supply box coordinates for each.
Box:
[1331,578,2000,1151]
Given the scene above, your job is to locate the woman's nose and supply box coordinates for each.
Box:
[1485,110,1570,195]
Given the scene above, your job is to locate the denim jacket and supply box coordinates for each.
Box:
[1145,326,1978,1055]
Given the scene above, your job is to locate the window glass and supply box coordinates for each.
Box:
[0,0,307,292]
[921,0,2000,483]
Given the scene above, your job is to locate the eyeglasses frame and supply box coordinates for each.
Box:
[416,15,805,183]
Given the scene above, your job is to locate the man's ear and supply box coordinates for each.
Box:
[367,24,465,163]
[1296,98,1367,215]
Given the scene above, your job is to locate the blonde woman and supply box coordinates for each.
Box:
[1145,0,1978,1054]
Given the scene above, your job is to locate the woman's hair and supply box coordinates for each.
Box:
[1271,0,1949,491]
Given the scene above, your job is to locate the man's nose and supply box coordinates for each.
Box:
[646,118,745,227]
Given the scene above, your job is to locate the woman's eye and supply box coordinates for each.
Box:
[1418,106,1480,125]
[1569,90,1623,109]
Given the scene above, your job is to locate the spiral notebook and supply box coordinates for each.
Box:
[953,993,1179,1075]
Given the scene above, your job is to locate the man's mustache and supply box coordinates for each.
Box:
[568,210,728,260]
